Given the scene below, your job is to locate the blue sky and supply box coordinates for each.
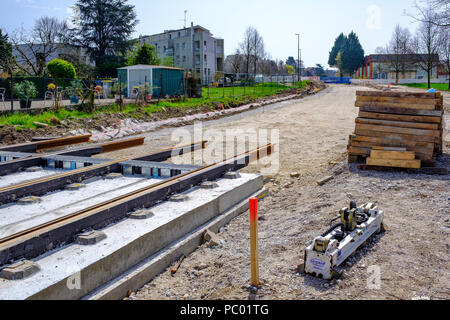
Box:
[1,0,423,68]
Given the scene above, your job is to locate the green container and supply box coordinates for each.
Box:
[152,68,184,98]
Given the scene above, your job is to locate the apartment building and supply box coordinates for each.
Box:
[138,23,224,83]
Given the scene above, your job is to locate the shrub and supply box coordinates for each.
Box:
[46,59,77,79]
[14,81,38,101]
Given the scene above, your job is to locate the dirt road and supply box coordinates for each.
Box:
[105,85,449,300]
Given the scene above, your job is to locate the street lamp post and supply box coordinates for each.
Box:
[295,34,300,83]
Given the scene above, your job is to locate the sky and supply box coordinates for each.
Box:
[1,0,424,68]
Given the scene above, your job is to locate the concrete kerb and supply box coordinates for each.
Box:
[84,187,269,300]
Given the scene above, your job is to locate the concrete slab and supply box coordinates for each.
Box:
[0,173,263,300]
[0,169,64,189]
[0,176,164,239]
[86,187,269,300]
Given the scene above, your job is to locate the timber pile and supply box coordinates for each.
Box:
[348,90,444,169]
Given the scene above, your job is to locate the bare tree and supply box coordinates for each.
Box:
[226,48,244,74]
[408,0,450,27]
[239,26,265,75]
[438,27,450,89]
[382,25,414,84]
[240,27,254,75]
[10,17,68,76]
[412,7,442,88]
[251,28,265,74]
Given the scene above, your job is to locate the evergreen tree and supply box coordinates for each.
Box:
[328,33,346,67]
[71,0,138,67]
[127,42,160,66]
[340,32,365,75]
[0,28,14,72]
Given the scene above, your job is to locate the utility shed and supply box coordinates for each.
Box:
[117,65,185,98]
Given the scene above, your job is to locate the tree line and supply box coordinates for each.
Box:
[327,0,449,89]
[0,0,143,79]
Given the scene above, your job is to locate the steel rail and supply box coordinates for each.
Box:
[0,137,145,176]
[0,141,206,204]
[0,135,92,153]
[0,143,273,265]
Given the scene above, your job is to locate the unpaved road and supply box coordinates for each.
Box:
[105,84,449,300]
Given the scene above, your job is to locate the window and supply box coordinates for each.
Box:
[183,56,186,62]
[178,32,181,38]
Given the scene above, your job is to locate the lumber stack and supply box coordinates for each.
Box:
[348,90,444,168]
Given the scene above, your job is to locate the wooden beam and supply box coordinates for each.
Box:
[356,91,438,99]
[350,140,433,159]
[355,124,440,139]
[359,106,443,117]
[355,101,437,110]
[370,150,416,160]
[350,135,435,149]
[358,111,442,124]
[354,129,438,143]
[366,158,421,169]
[356,95,440,106]
[356,118,439,130]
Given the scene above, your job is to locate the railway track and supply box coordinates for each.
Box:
[0,143,273,266]
[0,140,205,204]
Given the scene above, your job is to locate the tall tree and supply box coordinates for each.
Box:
[251,28,265,74]
[412,6,442,88]
[382,25,414,84]
[0,29,14,73]
[409,0,450,27]
[226,48,244,74]
[240,27,257,75]
[10,17,68,76]
[340,32,365,76]
[328,33,346,67]
[438,27,450,89]
[71,0,138,67]
[127,42,160,66]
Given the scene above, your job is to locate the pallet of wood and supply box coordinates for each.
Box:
[348,90,444,168]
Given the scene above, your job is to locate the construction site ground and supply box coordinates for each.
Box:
[99,84,449,300]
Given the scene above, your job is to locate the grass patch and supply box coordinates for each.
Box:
[400,83,450,92]
[0,81,312,129]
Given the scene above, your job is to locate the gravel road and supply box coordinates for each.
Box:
[104,84,449,300]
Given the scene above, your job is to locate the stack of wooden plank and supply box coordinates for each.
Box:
[348,90,444,169]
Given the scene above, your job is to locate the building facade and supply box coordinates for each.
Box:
[356,54,440,80]
[138,23,224,84]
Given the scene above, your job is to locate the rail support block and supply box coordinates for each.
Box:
[105,173,123,180]
[169,194,190,202]
[0,260,40,280]
[25,166,44,173]
[17,196,42,205]
[200,181,219,189]
[76,231,107,246]
[224,172,241,180]
[65,183,87,191]
[130,209,155,220]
